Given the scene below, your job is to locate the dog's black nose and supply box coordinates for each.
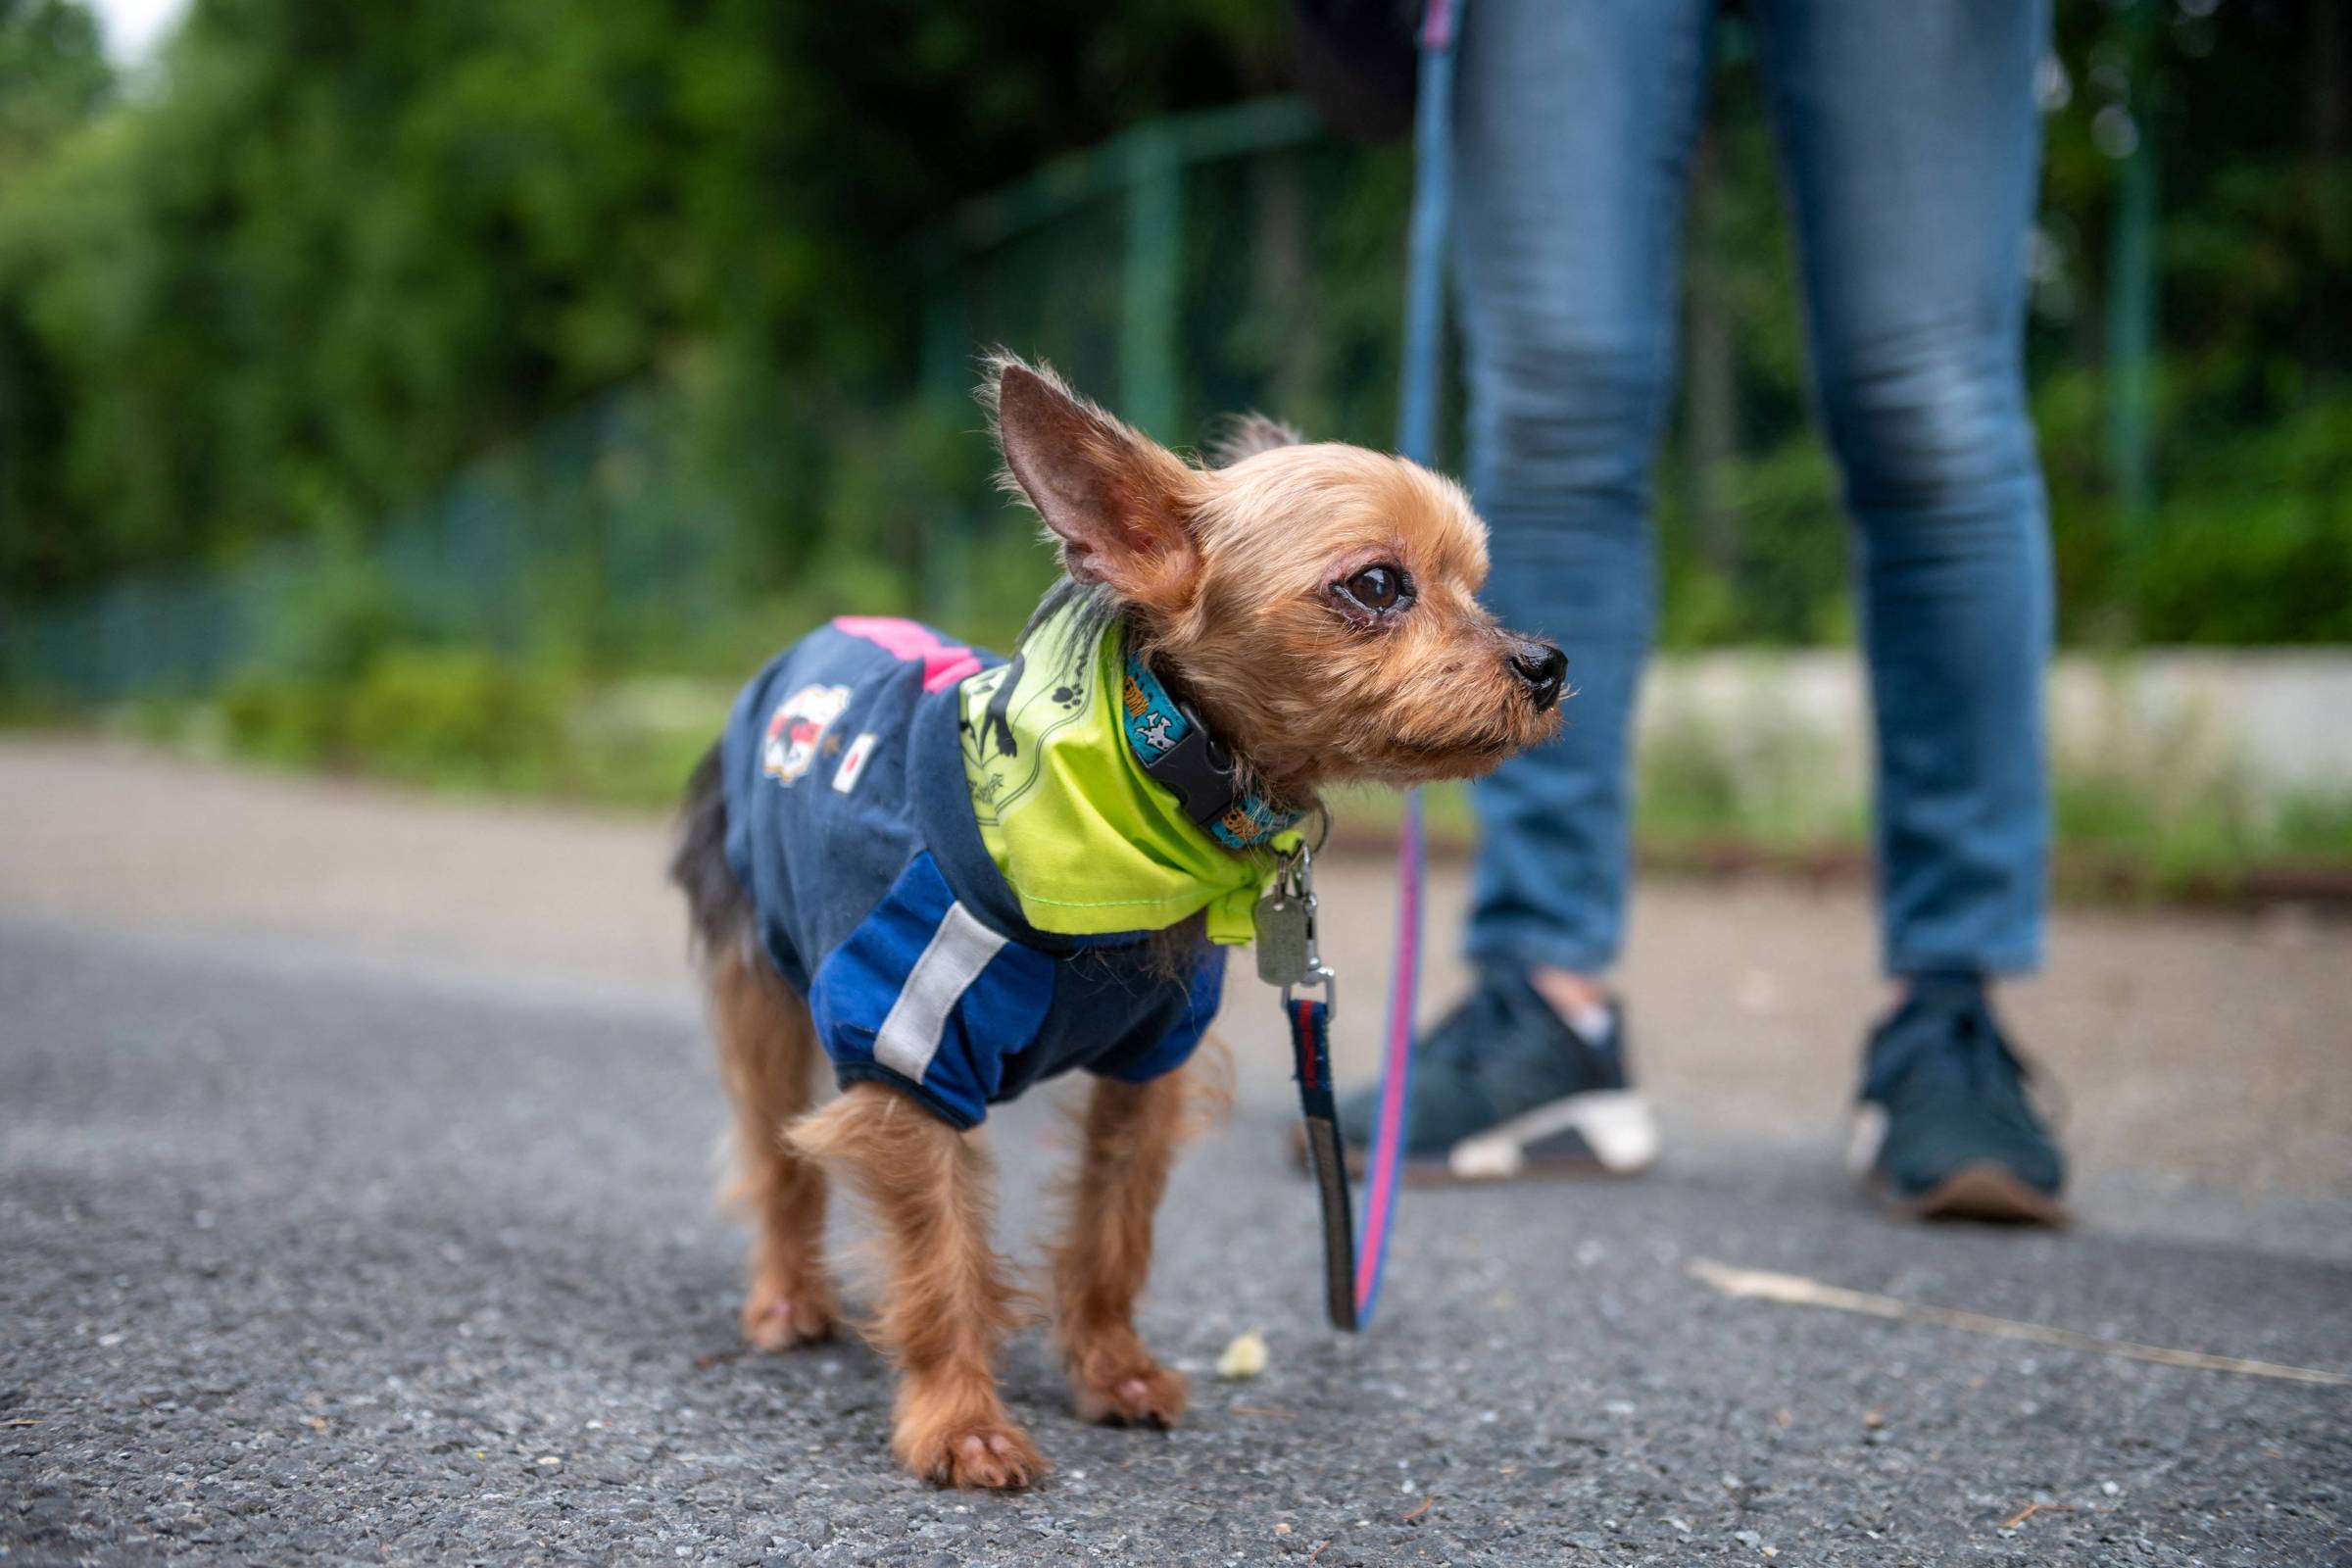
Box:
[1509,641,1568,711]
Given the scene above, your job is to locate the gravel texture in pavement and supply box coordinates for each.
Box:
[4,921,2347,1566]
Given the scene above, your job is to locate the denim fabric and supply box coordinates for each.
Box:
[1454,0,2052,978]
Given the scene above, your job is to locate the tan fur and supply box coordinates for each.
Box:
[689,358,1560,1490]
[986,355,1561,800]
[1207,411,1304,466]
[710,942,840,1349]
[1048,1037,1230,1428]
[1162,445,1534,789]
[788,1086,1043,1489]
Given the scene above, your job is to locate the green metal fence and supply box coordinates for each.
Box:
[920,94,1425,452]
[2,390,739,698]
[922,96,1330,439]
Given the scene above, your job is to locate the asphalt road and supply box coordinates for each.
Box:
[5,916,2348,1567]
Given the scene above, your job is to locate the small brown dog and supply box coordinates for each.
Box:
[668,356,1563,1489]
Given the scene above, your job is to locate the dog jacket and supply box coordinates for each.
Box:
[718,602,1286,1129]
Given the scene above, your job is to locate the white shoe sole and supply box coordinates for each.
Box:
[1846,1103,1889,1176]
[1446,1089,1661,1181]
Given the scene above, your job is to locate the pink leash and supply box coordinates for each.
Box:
[1352,789,1423,1320]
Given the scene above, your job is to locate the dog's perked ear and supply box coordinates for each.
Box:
[984,355,1202,614]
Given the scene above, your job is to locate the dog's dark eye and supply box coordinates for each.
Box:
[1338,564,1412,617]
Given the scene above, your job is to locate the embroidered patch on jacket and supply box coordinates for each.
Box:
[832,731,879,795]
[763,684,852,785]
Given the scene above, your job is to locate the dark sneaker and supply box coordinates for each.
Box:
[1850,975,2068,1225]
[1327,968,1658,1182]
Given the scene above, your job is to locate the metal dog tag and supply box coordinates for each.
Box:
[1253,888,1313,988]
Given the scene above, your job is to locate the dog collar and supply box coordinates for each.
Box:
[1119,649,1301,852]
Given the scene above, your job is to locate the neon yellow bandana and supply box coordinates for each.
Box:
[958,601,1276,944]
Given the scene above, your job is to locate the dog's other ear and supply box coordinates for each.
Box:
[1207,412,1303,468]
[985,355,1200,612]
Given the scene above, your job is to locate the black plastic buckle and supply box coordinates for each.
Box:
[1139,701,1240,830]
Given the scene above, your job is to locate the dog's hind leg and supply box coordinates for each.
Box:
[790,1084,1043,1490]
[1050,1068,1197,1429]
[710,944,840,1349]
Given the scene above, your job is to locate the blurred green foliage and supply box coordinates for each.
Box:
[222,649,557,786]
[1646,0,2352,649]
[0,0,106,171]
[212,649,718,803]
[0,0,1282,606]
[0,0,2346,672]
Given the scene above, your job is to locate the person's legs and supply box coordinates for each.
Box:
[1454,0,1715,980]
[1318,0,1711,1180]
[1752,0,2064,1218]
[1751,0,2053,979]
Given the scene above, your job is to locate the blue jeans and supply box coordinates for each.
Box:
[1455,0,2053,980]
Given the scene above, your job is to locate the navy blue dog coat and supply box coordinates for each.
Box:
[718,610,1288,1130]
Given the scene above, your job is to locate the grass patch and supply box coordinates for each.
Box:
[135,645,728,809]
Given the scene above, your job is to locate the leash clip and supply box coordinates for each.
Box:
[1268,841,1338,1020]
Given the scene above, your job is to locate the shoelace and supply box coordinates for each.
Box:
[1872,988,2069,1132]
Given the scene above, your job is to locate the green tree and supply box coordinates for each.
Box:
[0,0,107,172]
[0,0,111,587]
[0,0,1281,600]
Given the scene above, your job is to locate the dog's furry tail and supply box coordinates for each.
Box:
[670,741,752,965]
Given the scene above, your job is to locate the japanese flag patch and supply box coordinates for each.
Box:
[831,731,880,795]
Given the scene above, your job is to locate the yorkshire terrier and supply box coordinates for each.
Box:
[667,356,1565,1489]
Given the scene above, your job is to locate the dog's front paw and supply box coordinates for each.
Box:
[741,1275,840,1350]
[1070,1355,1189,1430]
[896,1415,1046,1491]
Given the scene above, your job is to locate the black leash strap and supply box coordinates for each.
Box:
[1288,997,1359,1333]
